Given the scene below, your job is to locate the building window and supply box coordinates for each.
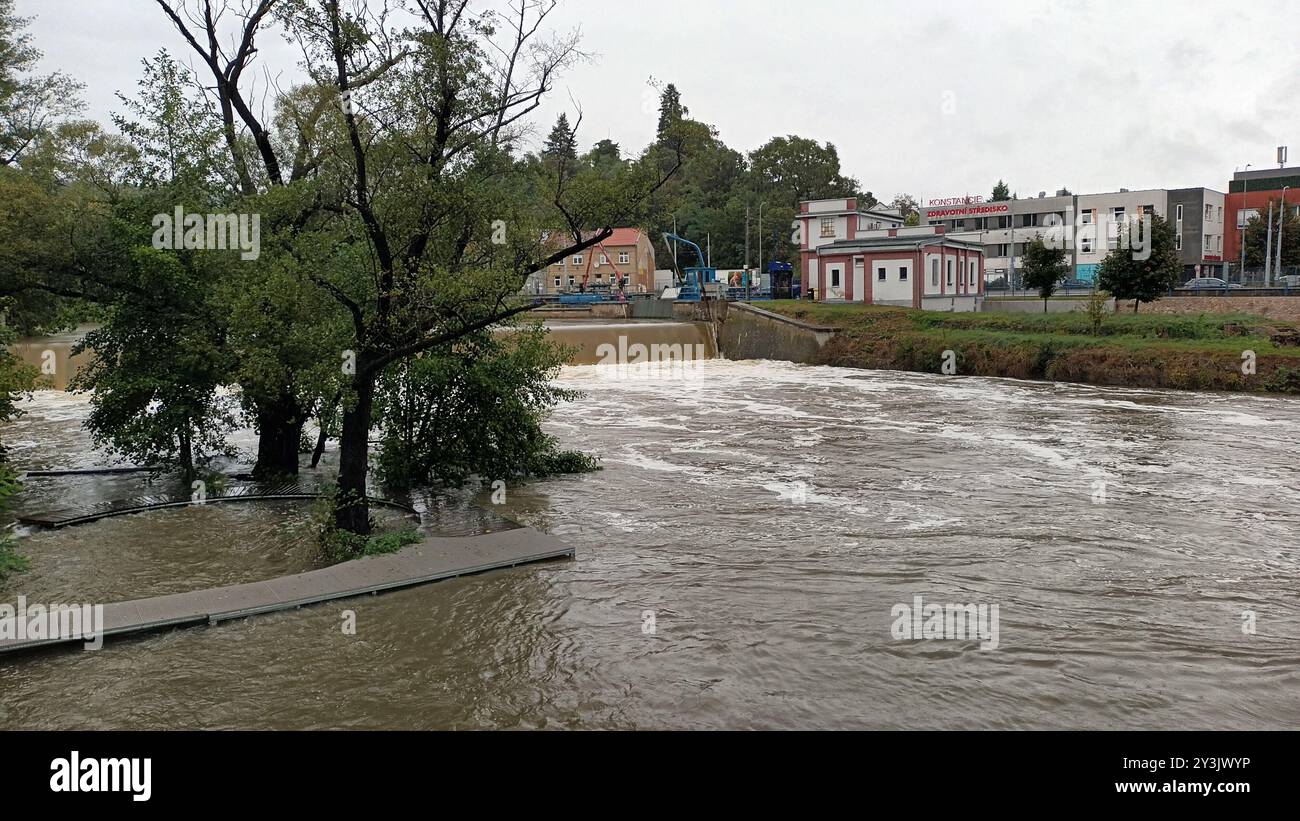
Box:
[900,265,908,281]
[553,276,561,288]
[1218,206,1223,223]
[969,261,977,285]
[831,268,841,287]
[1081,209,1093,225]
[1175,204,1183,222]
[1205,204,1213,221]
[947,260,954,286]
[931,258,939,285]
[877,267,887,281]
[567,275,575,286]
[820,217,835,238]
[1021,213,1035,227]
[1175,233,1182,251]
[1081,236,1093,253]
[599,254,608,265]
[572,255,583,265]
[619,251,630,265]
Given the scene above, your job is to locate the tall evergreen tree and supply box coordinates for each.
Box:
[656,83,685,141]
[542,112,578,179]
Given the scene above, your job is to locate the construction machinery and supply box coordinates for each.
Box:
[662,232,718,302]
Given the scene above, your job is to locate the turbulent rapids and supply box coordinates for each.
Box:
[3,358,1299,729]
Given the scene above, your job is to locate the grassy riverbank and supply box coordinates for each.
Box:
[761,301,1300,393]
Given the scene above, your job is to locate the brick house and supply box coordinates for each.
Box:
[533,228,658,294]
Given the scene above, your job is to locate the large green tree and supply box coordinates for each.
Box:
[156,0,676,537]
[0,0,83,167]
[1097,212,1180,312]
[1020,234,1070,311]
[1243,199,1300,271]
[656,83,685,141]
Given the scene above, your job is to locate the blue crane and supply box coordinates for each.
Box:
[662,232,717,302]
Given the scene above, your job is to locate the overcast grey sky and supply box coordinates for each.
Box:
[19,0,1299,202]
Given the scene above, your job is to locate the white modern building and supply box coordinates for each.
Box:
[1073,189,1167,279]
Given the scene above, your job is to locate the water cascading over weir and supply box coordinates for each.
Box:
[10,316,726,393]
[534,320,718,365]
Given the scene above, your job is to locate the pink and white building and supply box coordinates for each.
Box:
[798,198,985,312]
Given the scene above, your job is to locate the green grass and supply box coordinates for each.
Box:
[759,300,1300,393]
[764,300,1300,353]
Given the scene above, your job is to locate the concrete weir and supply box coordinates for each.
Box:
[540,320,717,365]
[0,527,574,655]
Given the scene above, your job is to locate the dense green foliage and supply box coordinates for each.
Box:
[1097,212,1181,313]
[1020,235,1070,310]
[374,323,597,491]
[1243,199,1299,270]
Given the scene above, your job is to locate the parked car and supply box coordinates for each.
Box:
[1179,277,1243,290]
[1059,279,1093,290]
[1278,274,1300,288]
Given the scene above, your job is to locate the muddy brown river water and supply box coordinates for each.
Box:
[1,360,1299,729]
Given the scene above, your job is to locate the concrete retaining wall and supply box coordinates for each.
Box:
[984,297,1116,314]
[920,295,981,313]
[1136,296,1300,321]
[716,302,836,364]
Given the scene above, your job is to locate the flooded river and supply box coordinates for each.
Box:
[2,360,1299,729]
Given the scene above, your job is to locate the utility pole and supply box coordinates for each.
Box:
[672,215,679,274]
[1266,200,1275,285]
[1239,164,1251,283]
[1279,187,1290,282]
[744,204,751,279]
[756,201,766,300]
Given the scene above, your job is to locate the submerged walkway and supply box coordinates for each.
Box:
[17,482,416,528]
[0,526,574,654]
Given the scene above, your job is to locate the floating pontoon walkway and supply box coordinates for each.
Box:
[17,482,416,528]
[22,466,161,477]
[0,526,574,655]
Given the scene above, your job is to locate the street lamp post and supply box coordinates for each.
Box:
[1278,187,1290,284]
[1239,164,1251,283]
[756,201,765,301]
[1266,199,1275,285]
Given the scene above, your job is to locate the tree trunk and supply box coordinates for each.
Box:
[334,374,375,535]
[178,424,194,484]
[1043,298,1048,313]
[310,423,329,469]
[310,392,341,469]
[252,391,304,480]
[1133,299,1140,314]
